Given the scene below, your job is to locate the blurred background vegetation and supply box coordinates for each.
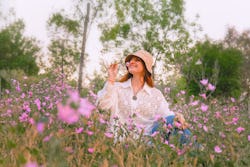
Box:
[0,0,249,101]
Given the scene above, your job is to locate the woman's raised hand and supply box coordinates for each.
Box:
[108,63,119,84]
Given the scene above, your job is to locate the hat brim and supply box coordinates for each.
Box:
[124,54,151,74]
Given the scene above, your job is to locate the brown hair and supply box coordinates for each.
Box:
[119,56,154,87]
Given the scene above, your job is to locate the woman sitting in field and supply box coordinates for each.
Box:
[97,50,191,144]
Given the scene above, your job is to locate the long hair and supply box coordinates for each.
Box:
[119,57,154,87]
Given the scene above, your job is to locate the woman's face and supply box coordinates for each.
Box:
[126,56,145,76]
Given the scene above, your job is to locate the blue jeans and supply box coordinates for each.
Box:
[151,115,191,144]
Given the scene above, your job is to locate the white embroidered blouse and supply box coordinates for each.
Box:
[97,78,175,135]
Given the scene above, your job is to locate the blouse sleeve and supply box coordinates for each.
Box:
[96,82,118,112]
[157,92,175,117]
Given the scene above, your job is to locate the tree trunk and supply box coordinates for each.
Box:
[78,3,90,94]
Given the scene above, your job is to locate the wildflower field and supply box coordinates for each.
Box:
[0,75,249,167]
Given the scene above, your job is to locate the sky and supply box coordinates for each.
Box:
[1,0,250,75]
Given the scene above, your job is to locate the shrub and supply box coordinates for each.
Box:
[182,40,243,98]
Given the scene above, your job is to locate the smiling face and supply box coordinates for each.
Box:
[126,56,146,76]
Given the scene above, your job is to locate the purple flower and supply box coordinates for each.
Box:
[214,145,222,153]
[248,135,250,141]
[200,79,208,86]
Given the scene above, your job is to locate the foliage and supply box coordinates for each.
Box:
[88,72,106,94]
[97,0,193,77]
[182,40,243,97]
[47,13,81,80]
[223,27,250,92]
[0,73,249,166]
[0,20,40,75]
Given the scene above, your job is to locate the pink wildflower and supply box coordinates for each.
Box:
[104,132,114,138]
[154,114,162,121]
[232,117,239,125]
[164,87,170,94]
[43,134,52,142]
[78,98,95,118]
[34,99,41,111]
[230,97,236,102]
[200,103,208,112]
[19,112,29,122]
[151,131,159,137]
[88,148,94,153]
[86,130,94,136]
[21,93,26,98]
[207,83,216,91]
[190,100,199,106]
[200,79,208,86]
[5,89,10,94]
[180,90,186,94]
[67,90,80,102]
[36,122,45,133]
[248,135,250,141]
[29,118,35,125]
[236,127,245,133]
[214,145,222,153]
[203,125,208,132]
[65,146,74,153]
[28,91,33,97]
[16,83,21,92]
[25,161,38,167]
[219,132,226,138]
[174,121,182,128]
[57,103,79,124]
[89,90,98,99]
[75,127,84,134]
[99,117,106,124]
[199,93,207,100]
[23,103,31,112]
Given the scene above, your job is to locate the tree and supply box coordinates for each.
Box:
[97,0,192,79]
[0,20,40,90]
[47,12,81,81]
[78,3,90,94]
[182,41,243,97]
[47,0,104,92]
[223,27,250,93]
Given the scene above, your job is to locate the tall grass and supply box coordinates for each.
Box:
[0,74,249,166]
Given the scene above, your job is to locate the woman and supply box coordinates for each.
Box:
[97,50,190,143]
